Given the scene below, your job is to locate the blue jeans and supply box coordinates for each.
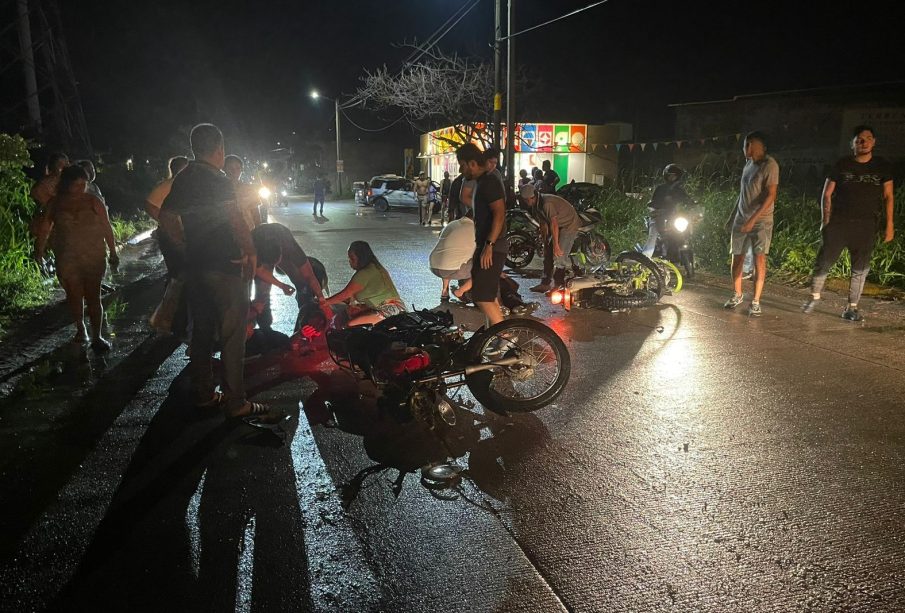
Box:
[187,270,250,412]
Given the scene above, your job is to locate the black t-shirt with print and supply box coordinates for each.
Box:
[473,171,508,253]
[163,161,242,274]
[829,157,893,222]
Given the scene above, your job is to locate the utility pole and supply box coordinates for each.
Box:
[16,0,42,134]
[335,97,343,197]
[492,0,502,152]
[504,0,516,186]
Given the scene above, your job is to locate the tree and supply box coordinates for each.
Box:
[355,47,497,150]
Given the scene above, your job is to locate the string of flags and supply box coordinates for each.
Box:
[591,132,745,154]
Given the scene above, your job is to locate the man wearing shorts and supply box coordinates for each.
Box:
[724,131,779,316]
[456,143,507,326]
[429,211,475,301]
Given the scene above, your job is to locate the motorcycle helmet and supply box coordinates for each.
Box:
[662,163,685,181]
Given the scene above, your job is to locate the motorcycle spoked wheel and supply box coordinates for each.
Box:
[465,319,570,414]
[505,230,536,269]
[581,232,611,268]
[652,257,683,294]
[614,251,665,300]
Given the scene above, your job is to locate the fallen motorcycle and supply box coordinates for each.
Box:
[550,251,665,311]
[325,310,570,429]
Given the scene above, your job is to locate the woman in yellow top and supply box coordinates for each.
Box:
[324,241,405,326]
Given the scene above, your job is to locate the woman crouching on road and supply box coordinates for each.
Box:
[35,165,118,351]
[323,241,405,326]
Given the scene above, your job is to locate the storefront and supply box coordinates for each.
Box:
[419,122,632,185]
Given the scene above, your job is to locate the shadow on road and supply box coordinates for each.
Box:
[54,372,312,612]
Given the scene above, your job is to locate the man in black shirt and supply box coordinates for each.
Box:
[541,160,560,194]
[803,125,895,321]
[162,123,278,421]
[440,171,452,224]
[456,143,508,326]
[447,164,466,222]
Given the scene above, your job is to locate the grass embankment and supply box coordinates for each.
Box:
[589,173,905,291]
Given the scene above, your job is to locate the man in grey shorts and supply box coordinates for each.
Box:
[724,131,779,316]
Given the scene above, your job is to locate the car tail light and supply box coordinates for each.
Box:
[367,189,372,197]
[550,290,564,305]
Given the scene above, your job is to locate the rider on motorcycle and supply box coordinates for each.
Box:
[519,184,581,293]
[642,163,692,258]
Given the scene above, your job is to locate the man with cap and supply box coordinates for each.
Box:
[520,183,580,293]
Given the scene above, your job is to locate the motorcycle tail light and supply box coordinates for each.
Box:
[550,290,564,305]
[564,289,572,310]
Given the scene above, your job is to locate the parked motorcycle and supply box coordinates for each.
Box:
[549,251,665,311]
[325,310,570,428]
[506,206,610,272]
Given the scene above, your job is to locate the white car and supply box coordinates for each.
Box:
[367,175,439,213]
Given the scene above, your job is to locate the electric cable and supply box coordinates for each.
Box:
[337,106,406,132]
[500,0,612,41]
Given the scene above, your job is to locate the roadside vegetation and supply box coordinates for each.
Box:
[589,171,905,290]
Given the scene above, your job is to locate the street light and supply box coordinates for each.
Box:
[310,90,343,196]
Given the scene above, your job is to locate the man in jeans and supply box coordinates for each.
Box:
[162,123,280,422]
[802,125,895,321]
[724,131,779,316]
[520,184,580,293]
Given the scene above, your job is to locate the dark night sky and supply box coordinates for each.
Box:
[10,0,905,157]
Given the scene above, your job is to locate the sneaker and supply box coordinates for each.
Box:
[530,282,552,293]
[228,401,287,425]
[723,293,744,309]
[741,271,754,280]
[841,307,863,322]
[748,302,762,317]
[801,297,819,314]
[90,337,112,352]
[510,302,539,317]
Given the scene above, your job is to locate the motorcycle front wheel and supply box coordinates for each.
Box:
[465,319,570,414]
[505,230,536,269]
[652,257,683,294]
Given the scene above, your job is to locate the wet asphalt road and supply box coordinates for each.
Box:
[1,198,905,612]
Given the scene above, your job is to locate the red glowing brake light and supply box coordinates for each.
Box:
[550,290,564,305]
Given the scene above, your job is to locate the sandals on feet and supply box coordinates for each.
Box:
[230,401,287,425]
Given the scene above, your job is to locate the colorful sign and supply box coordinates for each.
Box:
[537,125,553,151]
[426,123,587,154]
[554,125,570,152]
[569,125,587,152]
[517,124,536,152]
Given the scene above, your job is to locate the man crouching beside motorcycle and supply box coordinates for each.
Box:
[641,164,692,258]
[519,184,581,293]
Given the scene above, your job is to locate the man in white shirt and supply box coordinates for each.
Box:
[429,211,475,301]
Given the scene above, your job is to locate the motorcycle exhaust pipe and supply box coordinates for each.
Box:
[412,356,524,386]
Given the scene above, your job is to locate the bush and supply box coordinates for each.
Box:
[0,134,49,330]
[589,170,905,290]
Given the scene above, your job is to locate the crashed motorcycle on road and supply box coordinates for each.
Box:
[324,310,570,429]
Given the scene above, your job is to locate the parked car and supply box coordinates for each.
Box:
[367,175,441,213]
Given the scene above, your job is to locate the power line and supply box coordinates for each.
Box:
[340,0,482,110]
[338,106,405,132]
[500,0,612,41]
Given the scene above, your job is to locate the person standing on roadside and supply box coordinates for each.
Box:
[802,125,895,321]
[723,131,779,316]
[440,171,452,224]
[456,143,508,327]
[313,174,326,216]
[77,160,105,204]
[161,123,280,422]
[414,172,432,225]
[541,160,560,194]
[31,152,69,211]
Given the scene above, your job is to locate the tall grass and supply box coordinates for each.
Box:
[0,134,50,329]
[588,171,905,291]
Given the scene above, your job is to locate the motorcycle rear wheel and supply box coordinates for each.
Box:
[505,230,536,269]
[614,251,665,300]
[465,319,570,414]
[652,257,683,294]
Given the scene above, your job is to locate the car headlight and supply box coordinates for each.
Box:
[673,216,689,232]
[258,186,272,199]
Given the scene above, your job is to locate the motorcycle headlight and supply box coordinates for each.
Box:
[673,216,689,232]
[258,186,272,199]
[280,190,288,197]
